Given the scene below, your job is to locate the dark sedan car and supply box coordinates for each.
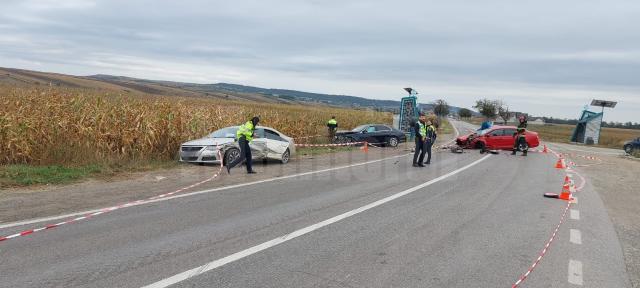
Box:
[334,124,406,147]
[624,137,640,154]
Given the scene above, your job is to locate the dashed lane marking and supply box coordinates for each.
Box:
[568,260,584,285]
[570,209,580,220]
[570,229,582,245]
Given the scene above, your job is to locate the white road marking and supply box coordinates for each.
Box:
[571,196,578,204]
[2,121,467,232]
[568,260,584,285]
[570,209,580,220]
[155,176,167,181]
[570,229,582,245]
[141,154,491,288]
[0,153,412,230]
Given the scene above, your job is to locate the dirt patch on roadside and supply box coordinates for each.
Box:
[567,153,640,287]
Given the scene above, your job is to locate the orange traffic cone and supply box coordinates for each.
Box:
[558,183,572,200]
[555,158,566,169]
[361,141,369,153]
[543,145,548,153]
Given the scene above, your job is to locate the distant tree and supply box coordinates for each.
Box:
[458,108,473,119]
[432,99,450,118]
[497,101,511,124]
[473,98,499,120]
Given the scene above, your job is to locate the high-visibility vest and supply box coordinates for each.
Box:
[327,119,337,125]
[236,121,255,142]
[426,125,436,139]
[418,122,426,137]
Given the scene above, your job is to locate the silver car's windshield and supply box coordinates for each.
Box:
[208,127,238,138]
[352,125,368,132]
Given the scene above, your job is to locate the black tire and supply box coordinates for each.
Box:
[624,145,633,154]
[475,141,486,154]
[518,141,529,152]
[224,148,241,166]
[387,136,399,147]
[280,149,290,164]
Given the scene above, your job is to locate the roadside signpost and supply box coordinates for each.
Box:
[399,88,419,140]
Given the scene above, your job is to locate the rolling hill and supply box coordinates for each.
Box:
[1,67,472,113]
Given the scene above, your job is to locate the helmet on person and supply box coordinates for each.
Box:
[518,115,527,123]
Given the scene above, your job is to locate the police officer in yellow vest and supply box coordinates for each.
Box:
[424,120,437,165]
[227,116,260,174]
[413,113,428,167]
[327,116,338,141]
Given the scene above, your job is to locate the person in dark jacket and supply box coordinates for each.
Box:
[413,113,427,167]
[512,115,528,156]
[424,120,437,164]
[227,116,260,174]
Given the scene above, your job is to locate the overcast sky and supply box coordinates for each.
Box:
[1,0,639,122]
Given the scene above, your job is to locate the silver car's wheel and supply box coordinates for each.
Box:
[224,148,241,165]
[280,149,290,164]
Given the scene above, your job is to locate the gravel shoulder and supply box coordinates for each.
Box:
[549,143,640,287]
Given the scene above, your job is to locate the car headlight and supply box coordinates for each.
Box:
[204,146,217,151]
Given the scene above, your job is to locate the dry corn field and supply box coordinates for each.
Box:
[0,86,392,166]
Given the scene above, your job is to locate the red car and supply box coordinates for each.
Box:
[456,125,540,151]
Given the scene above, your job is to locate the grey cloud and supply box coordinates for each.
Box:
[0,0,639,121]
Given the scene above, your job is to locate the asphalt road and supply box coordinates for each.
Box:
[0,120,630,288]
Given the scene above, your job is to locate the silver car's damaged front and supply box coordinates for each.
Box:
[179,145,222,163]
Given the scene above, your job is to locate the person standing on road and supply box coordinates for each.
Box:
[327,116,338,141]
[512,115,528,156]
[424,120,437,165]
[413,113,427,167]
[227,116,260,174]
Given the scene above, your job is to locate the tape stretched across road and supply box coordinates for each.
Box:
[511,146,587,287]
[295,141,364,148]
[0,149,226,243]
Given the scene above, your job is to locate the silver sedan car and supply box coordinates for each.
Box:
[179,126,296,165]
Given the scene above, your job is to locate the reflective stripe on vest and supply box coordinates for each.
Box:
[236,121,254,141]
[327,119,337,125]
[419,122,426,137]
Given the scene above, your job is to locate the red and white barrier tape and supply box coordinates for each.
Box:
[0,149,224,243]
[511,147,586,287]
[295,141,364,148]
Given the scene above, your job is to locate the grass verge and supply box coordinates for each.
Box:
[0,159,180,188]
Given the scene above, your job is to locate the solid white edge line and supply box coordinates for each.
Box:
[1,122,463,231]
[141,154,491,288]
[0,153,408,230]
